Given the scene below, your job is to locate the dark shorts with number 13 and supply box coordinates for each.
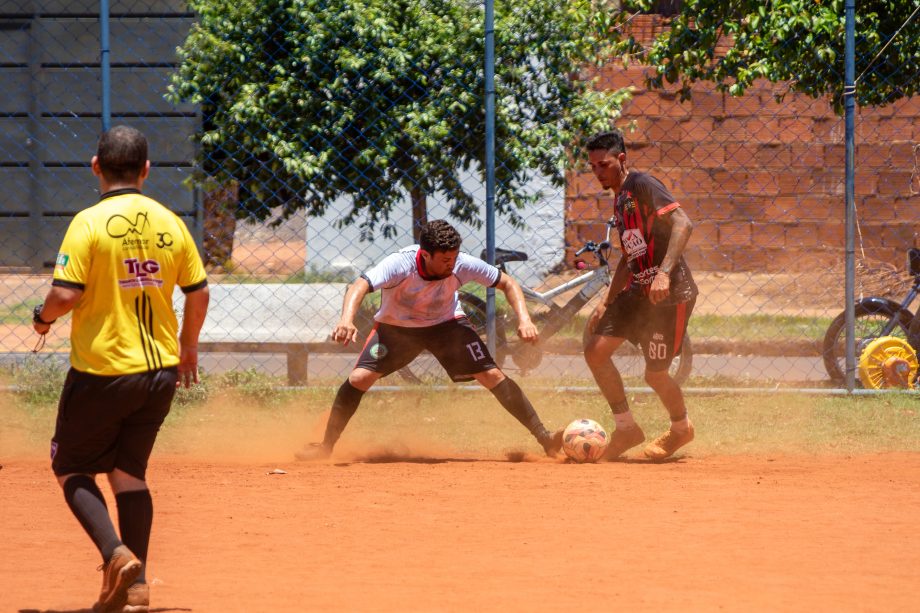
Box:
[356,317,497,382]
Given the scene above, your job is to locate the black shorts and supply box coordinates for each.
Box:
[356,318,498,382]
[595,291,695,372]
[51,367,178,479]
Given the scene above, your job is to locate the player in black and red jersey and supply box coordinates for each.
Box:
[583,129,698,460]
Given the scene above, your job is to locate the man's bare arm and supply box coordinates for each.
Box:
[178,286,209,387]
[332,277,372,345]
[494,272,537,342]
[650,207,694,305]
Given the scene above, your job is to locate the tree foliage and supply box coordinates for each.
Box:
[629,0,920,111]
[168,0,632,239]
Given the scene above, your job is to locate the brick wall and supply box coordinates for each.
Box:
[567,18,920,273]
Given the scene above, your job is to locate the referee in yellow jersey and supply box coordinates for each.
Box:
[32,125,209,613]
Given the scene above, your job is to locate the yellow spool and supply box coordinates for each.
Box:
[857,336,919,389]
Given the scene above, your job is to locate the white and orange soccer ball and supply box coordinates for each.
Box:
[561,418,608,463]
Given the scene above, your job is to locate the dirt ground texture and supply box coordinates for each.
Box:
[2,447,919,612]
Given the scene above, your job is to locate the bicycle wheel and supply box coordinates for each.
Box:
[822,299,914,385]
[397,292,508,383]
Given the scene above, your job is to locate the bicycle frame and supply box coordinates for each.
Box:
[510,218,614,313]
[519,267,609,309]
[876,278,920,337]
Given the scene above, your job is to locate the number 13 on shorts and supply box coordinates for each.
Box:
[466,341,486,361]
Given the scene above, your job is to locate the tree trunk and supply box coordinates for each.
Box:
[410,186,427,243]
[202,181,238,272]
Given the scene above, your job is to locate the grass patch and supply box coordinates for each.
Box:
[207,266,355,284]
[689,313,833,342]
[5,364,918,459]
[0,299,43,325]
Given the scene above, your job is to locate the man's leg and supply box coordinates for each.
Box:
[473,369,562,456]
[296,368,381,460]
[109,471,152,583]
[59,473,141,611]
[584,334,645,459]
[60,473,123,563]
[643,369,694,460]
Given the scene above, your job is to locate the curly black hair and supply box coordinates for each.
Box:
[419,219,462,253]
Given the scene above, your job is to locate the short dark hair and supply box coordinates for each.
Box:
[419,219,462,253]
[96,125,148,182]
[586,129,626,156]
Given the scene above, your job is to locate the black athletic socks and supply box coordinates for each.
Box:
[116,489,153,583]
[322,380,366,449]
[63,475,122,562]
[489,377,548,439]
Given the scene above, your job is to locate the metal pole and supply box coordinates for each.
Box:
[100,0,111,131]
[844,0,856,392]
[484,0,497,353]
[27,11,42,271]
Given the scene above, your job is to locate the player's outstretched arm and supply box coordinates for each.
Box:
[332,277,371,345]
[495,272,538,342]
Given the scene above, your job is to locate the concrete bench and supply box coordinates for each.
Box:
[176,283,354,385]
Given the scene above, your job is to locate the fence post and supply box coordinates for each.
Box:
[484,0,497,354]
[844,0,856,392]
[100,0,111,131]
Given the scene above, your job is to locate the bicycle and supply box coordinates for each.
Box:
[821,248,920,385]
[395,218,693,384]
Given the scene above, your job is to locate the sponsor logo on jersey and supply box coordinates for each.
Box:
[106,212,150,238]
[54,253,69,273]
[156,232,174,249]
[621,228,648,260]
[369,343,388,359]
[119,257,164,289]
[633,267,660,285]
[620,192,637,212]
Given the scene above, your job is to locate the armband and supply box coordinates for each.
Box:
[32,304,56,325]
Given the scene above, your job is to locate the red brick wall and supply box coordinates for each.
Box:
[567,19,920,273]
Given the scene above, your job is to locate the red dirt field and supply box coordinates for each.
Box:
[1,452,918,612]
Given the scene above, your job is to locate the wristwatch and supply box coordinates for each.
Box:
[32,304,56,325]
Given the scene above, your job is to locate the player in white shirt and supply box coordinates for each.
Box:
[296,220,563,459]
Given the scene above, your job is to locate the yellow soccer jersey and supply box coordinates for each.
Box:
[52,189,207,375]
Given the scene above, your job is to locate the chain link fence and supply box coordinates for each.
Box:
[0,1,917,389]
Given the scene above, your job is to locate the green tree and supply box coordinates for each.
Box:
[627,0,920,111]
[168,0,632,240]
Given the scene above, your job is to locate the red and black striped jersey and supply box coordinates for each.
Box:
[613,171,697,304]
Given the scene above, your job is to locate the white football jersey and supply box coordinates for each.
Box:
[362,245,500,327]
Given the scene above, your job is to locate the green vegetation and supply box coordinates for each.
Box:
[0,300,42,325]
[4,369,918,458]
[169,0,630,238]
[631,0,920,111]
[206,267,355,284]
[688,313,833,342]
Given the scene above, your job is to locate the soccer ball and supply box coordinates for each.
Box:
[562,418,609,463]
